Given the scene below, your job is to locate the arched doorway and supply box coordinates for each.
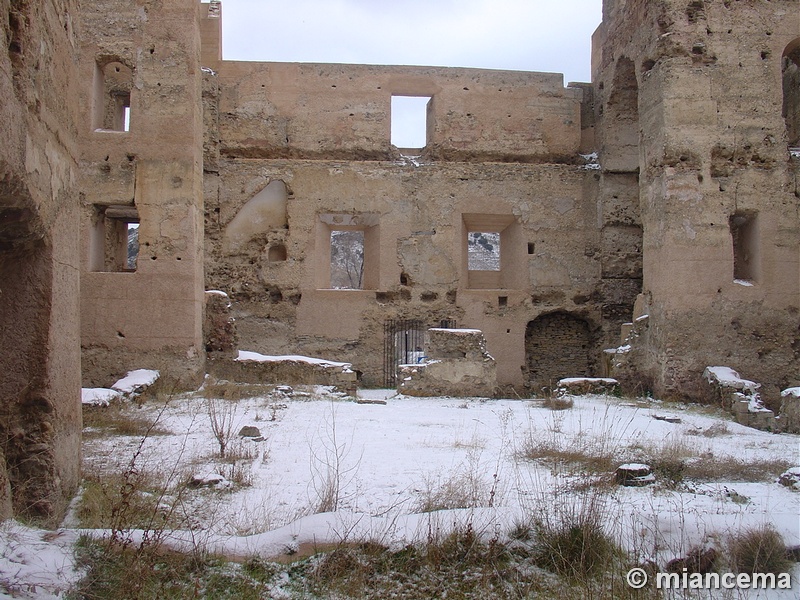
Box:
[524,313,592,393]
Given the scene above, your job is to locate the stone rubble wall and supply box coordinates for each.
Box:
[398,329,497,397]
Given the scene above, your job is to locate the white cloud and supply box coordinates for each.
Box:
[218,0,602,84]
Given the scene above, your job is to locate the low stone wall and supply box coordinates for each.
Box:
[703,366,776,431]
[209,351,358,394]
[778,388,800,434]
[398,329,496,397]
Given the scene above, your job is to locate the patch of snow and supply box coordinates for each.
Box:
[205,289,229,297]
[428,328,482,334]
[734,279,754,287]
[789,147,800,158]
[398,154,423,167]
[557,377,618,385]
[69,390,800,592]
[0,522,82,599]
[619,463,650,471]
[191,473,232,489]
[703,366,760,393]
[236,350,351,369]
[781,387,800,398]
[111,369,160,394]
[579,152,601,170]
[80,388,121,407]
[747,396,772,413]
[634,314,649,322]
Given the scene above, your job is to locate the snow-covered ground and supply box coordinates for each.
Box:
[2,387,799,597]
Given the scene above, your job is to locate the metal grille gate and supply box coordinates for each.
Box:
[383,318,457,387]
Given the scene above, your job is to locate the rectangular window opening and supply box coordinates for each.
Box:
[330,229,364,289]
[122,103,131,132]
[391,95,431,150]
[126,222,139,269]
[468,231,501,271]
[730,211,759,283]
[90,205,139,272]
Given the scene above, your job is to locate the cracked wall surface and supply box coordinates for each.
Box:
[78,0,206,388]
[0,0,82,521]
[594,0,800,405]
[198,2,644,390]
[1,0,798,519]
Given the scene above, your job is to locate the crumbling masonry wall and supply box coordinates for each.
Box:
[199,5,639,389]
[78,0,206,388]
[595,0,800,404]
[0,0,82,520]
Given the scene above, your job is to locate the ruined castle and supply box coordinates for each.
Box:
[0,0,797,520]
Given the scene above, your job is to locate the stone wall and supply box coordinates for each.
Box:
[398,328,497,397]
[78,0,206,388]
[0,0,82,521]
[199,8,632,390]
[595,0,800,404]
[524,312,594,393]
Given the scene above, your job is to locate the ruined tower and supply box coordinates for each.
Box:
[78,0,206,388]
[594,0,800,403]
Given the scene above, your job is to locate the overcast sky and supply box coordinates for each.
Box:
[218,0,602,84]
[216,0,603,147]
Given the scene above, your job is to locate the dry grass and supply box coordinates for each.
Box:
[523,428,790,486]
[727,524,792,575]
[202,379,274,402]
[415,469,500,513]
[521,436,617,474]
[82,403,171,438]
[71,540,275,599]
[632,438,793,485]
[77,471,188,531]
[542,395,575,411]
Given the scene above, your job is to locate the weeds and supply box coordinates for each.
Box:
[69,539,275,599]
[202,379,273,402]
[727,524,792,575]
[82,403,171,438]
[206,396,238,459]
[415,449,502,512]
[543,394,575,411]
[309,403,361,513]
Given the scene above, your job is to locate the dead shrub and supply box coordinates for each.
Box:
[77,471,186,531]
[415,470,499,513]
[206,396,238,458]
[728,524,792,575]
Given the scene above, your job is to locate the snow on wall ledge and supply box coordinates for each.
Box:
[208,350,357,391]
